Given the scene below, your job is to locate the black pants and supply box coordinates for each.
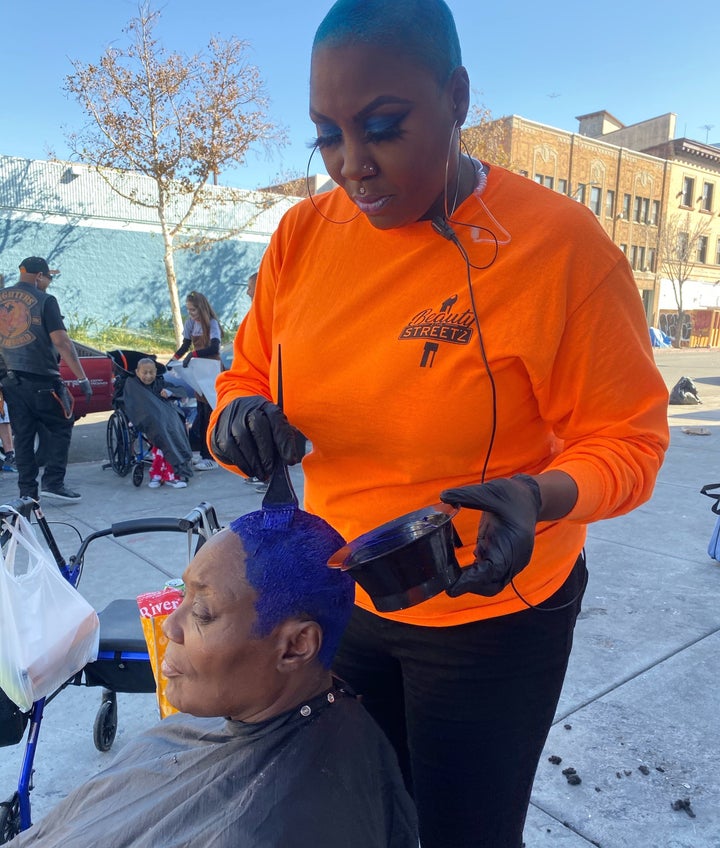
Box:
[2,377,74,499]
[332,554,587,848]
[189,398,212,459]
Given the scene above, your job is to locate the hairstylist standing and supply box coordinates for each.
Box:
[208,2,669,845]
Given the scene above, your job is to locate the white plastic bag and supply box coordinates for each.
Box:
[0,511,99,711]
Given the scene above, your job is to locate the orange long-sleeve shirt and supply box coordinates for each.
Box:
[211,165,669,626]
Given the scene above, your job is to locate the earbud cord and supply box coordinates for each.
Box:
[434,217,586,614]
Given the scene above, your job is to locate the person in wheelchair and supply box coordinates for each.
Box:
[117,357,194,485]
[134,358,189,489]
[9,507,418,848]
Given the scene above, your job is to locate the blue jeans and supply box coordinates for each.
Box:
[332,554,587,848]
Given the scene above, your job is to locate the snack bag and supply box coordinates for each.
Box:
[136,587,183,718]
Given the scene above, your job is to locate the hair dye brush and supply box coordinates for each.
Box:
[262,345,299,529]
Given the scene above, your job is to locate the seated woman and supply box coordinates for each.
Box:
[121,357,194,484]
[134,358,189,488]
[9,508,418,848]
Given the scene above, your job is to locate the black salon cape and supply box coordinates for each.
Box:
[11,690,418,847]
[121,376,194,480]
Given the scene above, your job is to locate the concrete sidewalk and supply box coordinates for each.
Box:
[1,386,719,846]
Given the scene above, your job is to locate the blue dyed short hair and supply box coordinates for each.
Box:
[313,0,462,85]
[230,510,354,668]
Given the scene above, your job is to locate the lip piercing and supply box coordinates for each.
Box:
[359,185,367,195]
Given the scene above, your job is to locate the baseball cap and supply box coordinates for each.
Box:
[19,257,50,275]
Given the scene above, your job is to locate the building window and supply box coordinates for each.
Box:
[534,173,554,189]
[622,194,631,219]
[697,236,708,264]
[716,237,720,266]
[605,189,615,218]
[701,182,714,213]
[678,231,689,259]
[589,186,602,216]
[557,178,567,195]
[650,200,660,225]
[629,245,638,269]
[681,176,694,207]
[633,196,650,223]
[620,243,627,254]
[519,169,529,177]
[648,247,657,271]
[633,196,641,222]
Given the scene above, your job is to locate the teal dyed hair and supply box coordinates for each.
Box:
[312,0,462,84]
[229,510,354,669]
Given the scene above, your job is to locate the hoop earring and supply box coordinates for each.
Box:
[305,145,360,225]
[442,121,463,219]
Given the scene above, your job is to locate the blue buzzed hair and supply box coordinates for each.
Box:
[229,510,354,669]
[313,0,462,85]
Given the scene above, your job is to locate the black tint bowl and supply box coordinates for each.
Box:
[328,504,461,612]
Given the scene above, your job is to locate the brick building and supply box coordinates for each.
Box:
[487,111,720,328]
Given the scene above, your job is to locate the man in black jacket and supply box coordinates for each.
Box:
[0,257,92,502]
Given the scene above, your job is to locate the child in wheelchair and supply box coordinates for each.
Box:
[133,359,191,489]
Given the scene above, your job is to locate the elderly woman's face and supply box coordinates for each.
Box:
[161,530,289,721]
[310,43,464,229]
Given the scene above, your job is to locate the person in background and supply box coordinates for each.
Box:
[0,357,17,473]
[169,291,221,471]
[0,258,92,503]
[134,358,188,489]
[8,508,418,848]
[246,271,258,300]
[207,1,670,846]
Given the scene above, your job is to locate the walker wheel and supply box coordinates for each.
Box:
[132,464,144,487]
[93,697,118,752]
[0,793,20,844]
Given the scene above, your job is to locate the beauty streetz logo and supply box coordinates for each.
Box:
[399,294,474,368]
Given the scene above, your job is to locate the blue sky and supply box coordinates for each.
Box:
[3,0,719,189]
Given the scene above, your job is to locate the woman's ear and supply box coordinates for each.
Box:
[276,619,323,672]
[448,66,470,126]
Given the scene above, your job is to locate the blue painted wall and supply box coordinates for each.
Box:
[0,216,266,337]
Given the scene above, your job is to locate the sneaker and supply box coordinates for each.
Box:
[40,486,82,503]
[2,451,17,473]
[166,479,187,489]
[148,477,162,489]
[193,459,217,471]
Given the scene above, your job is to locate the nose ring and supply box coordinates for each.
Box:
[362,163,376,175]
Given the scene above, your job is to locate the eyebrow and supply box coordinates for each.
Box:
[310,95,413,125]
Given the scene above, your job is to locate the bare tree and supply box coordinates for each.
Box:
[658,211,713,347]
[462,102,510,168]
[65,2,281,343]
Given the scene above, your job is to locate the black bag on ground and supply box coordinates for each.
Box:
[669,376,701,405]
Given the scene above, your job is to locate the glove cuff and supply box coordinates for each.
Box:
[511,474,542,512]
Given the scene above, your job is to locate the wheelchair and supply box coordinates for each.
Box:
[103,350,161,487]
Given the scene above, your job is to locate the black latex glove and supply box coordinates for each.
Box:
[210,396,305,480]
[182,351,195,368]
[440,474,542,597]
[78,378,93,403]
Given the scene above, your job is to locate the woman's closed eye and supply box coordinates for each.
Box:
[309,112,409,150]
[191,605,214,625]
